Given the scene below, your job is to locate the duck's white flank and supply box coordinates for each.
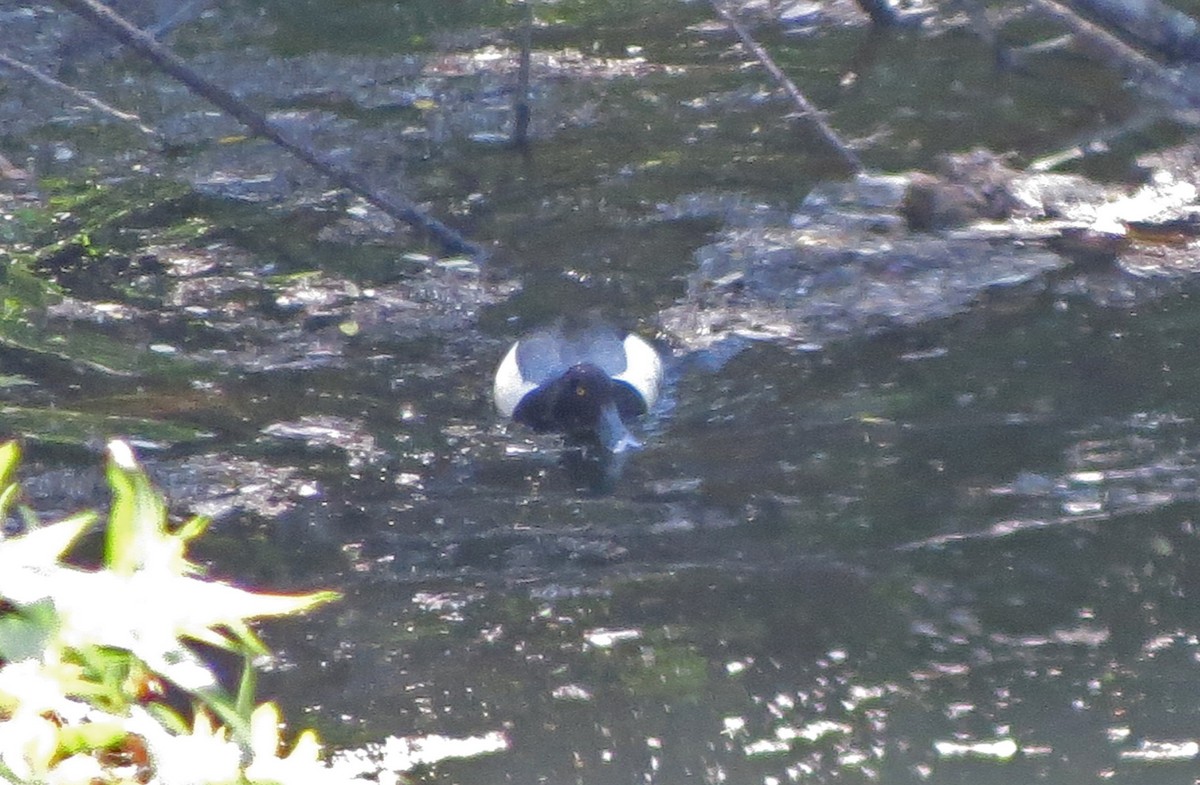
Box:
[614,333,663,411]
[493,331,663,418]
[493,342,537,418]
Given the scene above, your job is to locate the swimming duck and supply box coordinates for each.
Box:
[494,322,663,452]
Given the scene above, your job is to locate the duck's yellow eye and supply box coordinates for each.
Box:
[576,385,588,397]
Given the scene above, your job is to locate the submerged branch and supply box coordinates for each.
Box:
[0,52,157,137]
[1067,0,1200,63]
[710,0,864,175]
[52,0,483,259]
[1029,113,1160,171]
[894,500,1175,552]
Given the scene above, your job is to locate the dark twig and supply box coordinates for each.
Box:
[710,1,864,175]
[951,0,1015,68]
[53,0,483,259]
[1034,0,1168,75]
[512,0,533,148]
[0,53,157,137]
[894,499,1173,552]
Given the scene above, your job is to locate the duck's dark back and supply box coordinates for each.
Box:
[514,325,629,385]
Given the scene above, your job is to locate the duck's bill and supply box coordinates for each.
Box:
[598,401,642,453]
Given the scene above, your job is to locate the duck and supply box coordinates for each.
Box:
[494,321,663,453]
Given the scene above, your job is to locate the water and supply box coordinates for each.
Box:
[239,289,1200,783]
[6,0,1200,782]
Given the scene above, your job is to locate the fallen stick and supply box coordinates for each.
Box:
[0,53,157,137]
[53,0,483,259]
[710,0,864,175]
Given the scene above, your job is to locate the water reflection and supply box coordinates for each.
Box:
[559,446,633,496]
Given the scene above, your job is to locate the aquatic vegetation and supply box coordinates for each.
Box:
[0,439,349,784]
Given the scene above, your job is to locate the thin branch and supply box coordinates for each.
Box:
[1028,113,1159,171]
[951,0,1014,68]
[1032,0,1200,110]
[512,0,533,148]
[894,499,1174,552]
[0,53,157,137]
[710,0,863,175]
[53,0,483,259]
[144,0,207,39]
[1065,0,1200,63]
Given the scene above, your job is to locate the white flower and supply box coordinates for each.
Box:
[0,712,59,781]
[126,706,242,785]
[0,659,76,717]
[46,753,106,785]
[244,703,344,785]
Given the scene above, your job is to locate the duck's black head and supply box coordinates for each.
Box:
[548,363,616,436]
[513,363,640,452]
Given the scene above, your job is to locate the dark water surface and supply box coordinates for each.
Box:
[9,0,1200,782]
[259,291,1200,784]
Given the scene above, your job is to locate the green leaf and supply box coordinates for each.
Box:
[0,436,343,783]
[0,440,20,489]
[174,514,211,546]
[0,481,20,523]
[0,598,59,662]
[57,721,128,755]
[105,440,171,575]
[146,701,189,735]
[0,439,21,521]
[235,653,257,722]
